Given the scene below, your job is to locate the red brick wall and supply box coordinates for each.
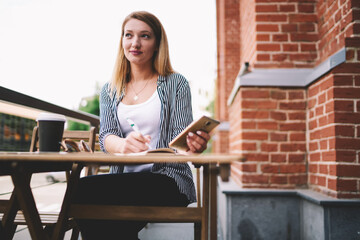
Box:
[254,0,318,68]
[307,0,360,198]
[229,87,307,188]
[317,0,358,64]
[215,0,240,153]
[216,0,360,199]
[240,0,256,68]
[308,69,360,198]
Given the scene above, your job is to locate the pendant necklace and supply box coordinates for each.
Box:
[130,79,150,101]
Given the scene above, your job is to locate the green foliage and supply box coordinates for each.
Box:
[0,113,36,151]
[205,98,215,117]
[67,120,90,131]
[80,95,100,116]
[67,94,100,130]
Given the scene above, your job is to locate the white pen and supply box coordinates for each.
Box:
[126,118,152,150]
[126,118,141,132]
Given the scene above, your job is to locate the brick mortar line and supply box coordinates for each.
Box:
[319,11,353,38]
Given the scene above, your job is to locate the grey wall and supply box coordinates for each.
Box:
[324,206,360,239]
[229,195,300,240]
[301,200,324,240]
[218,179,360,240]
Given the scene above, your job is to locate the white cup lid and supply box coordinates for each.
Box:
[36,112,66,122]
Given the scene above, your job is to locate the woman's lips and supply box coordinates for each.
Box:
[130,50,142,55]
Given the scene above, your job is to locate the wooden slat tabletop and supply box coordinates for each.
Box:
[0,152,244,165]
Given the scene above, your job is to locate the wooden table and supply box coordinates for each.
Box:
[0,152,242,240]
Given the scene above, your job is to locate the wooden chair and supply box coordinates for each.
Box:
[30,125,96,153]
[0,164,18,239]
[0,126,97,239]
[53,156,212,240]
[31,126,98,176]
[92,133,111,174]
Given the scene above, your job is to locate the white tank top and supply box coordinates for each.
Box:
[117,90,161,172]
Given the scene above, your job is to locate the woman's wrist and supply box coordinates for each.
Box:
[104,135,125,153]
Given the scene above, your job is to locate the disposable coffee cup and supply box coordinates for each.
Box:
[36,113,66,152]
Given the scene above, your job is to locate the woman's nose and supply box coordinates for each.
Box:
[131,36,141,48]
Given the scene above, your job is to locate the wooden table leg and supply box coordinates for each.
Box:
[209,164,217,240]
[52,163,83,240]
[11,164,48,240]
[202,165,209,240]
[1,192,19,240]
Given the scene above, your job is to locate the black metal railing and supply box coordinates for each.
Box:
[0,86,99,129]
[0,86,100,151]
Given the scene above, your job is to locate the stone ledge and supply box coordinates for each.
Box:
[219,177,360,207]
[227,48,346,106]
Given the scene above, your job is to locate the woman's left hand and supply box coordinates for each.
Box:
[186,130,210,153]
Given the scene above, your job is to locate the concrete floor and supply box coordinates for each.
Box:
[12,223,194,240]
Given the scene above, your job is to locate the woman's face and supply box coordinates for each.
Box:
[123,18,157,67]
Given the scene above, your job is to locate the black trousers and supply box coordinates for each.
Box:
[72,172,189,240]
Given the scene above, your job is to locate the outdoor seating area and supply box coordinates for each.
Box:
[0,86,242,240]
[2,0,360,239]
[2,64,360,240]
[0,151,239,240]
[0,170,203,240]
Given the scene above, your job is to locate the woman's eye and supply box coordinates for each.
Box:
[142,34,150,39]
[124,33,132,38]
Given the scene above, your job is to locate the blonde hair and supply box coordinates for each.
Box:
[110,11,174,98]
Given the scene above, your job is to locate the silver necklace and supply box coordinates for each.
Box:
[130,80,150,101]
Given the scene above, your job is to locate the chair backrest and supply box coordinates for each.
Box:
[29,126,96,153]
[94,133,100,152]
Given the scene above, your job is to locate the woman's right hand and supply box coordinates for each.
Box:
[104,133,151,154]
[120,132,151,153]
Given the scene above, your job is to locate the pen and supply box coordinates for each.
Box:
[126,118,141,132]
[126,118,152,150]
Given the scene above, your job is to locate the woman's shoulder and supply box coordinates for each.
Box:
[100,82,110,92]
[100,82,116,100]
[162,73,189,87]
[167,72,188,82]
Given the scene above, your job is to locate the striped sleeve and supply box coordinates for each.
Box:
[99,83,122,153]
[171,74,193,141]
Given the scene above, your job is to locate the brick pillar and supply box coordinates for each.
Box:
[306,0,360,198]
[308,64,360,199]
[215,0,240,153]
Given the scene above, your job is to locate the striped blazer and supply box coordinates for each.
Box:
[99,73,196,203]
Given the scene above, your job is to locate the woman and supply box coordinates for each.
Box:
[73,11,210,239]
